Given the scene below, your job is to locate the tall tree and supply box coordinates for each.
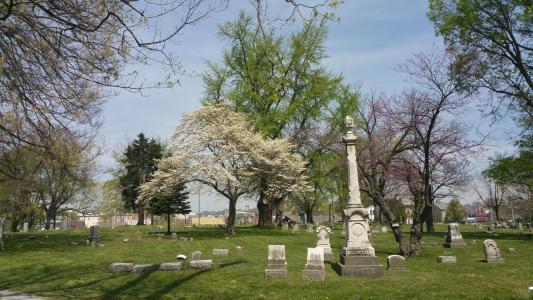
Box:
[428,0,532,118]
[147,182,190,235]
[118,133,163,225]
[475,176,507,221]
[140,104,311,236]
[400,50,482,233]
[203,13,357,225]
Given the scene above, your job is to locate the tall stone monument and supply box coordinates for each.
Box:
[336,116,384,278]
[315,226,333,261]
[443,223,467,248]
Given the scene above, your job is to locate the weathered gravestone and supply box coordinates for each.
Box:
[171,232,177,239]
[22,222,29,232]
[437,256,457,264]
[134,264,158,272]
[518,223,523,231]
[159,262,182,271]
[265,245,287,279]
[306,224,314,233]
[336,116,384,278]
[315,226,333,261]
[302,248,325,280]
[483,239,505,263]
[387,255,406,270]
[109,263,134,272]
[212,249,229,256]
[191,251,202,261]
[380,226,388,233]
[236,246,242,255]
[282,223,289,231]
[443,223,467,248]
[88,225,100,243]
[488,223,496,233]
[292,224,300,234]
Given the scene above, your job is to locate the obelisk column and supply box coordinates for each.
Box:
[337,116,383,277]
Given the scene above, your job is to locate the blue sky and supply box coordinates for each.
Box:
[99,1,519,211]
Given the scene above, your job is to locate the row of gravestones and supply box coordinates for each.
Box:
[440,223,506,264]
[282,223,316,233]
[109,246,243,273]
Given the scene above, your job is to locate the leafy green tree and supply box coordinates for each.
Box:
[147,182,190,235]
[118,133,163,225]
[203,13,358,225]
[428,0,532,118]
[445,198,465,223]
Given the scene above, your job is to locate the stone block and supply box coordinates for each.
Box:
[189,260,213,269]
[336,262,384,278]
[437,256,457,264]
[133,264,158,272]
[109,263,134,273]
[443,240,467,248]
[236,246,242,255]
[212,248,229,256]
[484,257,505,263]
[159,262,183,271]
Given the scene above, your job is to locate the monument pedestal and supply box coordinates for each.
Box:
[336,254,384,278]
[443,240,467,248]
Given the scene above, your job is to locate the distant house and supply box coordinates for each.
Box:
[401,199,414,225]
[432,202,447,223]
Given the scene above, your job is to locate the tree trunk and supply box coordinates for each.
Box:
[226,198,237,236]
[167,213,171,235]
[409,222,423,256]
[45,214,52,230]
[374,195,408,255]
[257,200,273,226]
[494,206,500,222]
[305,208,314,224]
[137,207,145,225]
[424,205,434,233]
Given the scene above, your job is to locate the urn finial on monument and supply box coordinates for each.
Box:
[336,115,384,278]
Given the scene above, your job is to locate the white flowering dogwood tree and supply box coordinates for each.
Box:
[140,104,311,235]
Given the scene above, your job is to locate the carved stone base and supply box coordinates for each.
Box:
[484,257,505,264]
[302,270,324,280]
[443,240,467,248]
[336,254,384,278]
[265,269,287,279]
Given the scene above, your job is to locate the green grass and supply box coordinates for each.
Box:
[0,224,532,299]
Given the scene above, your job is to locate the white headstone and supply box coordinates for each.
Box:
[315,226,333,260]
[22,222,29,232]
[302,247,325,280]
[265,245,287,279]
[191,251,202,261]
[483,239,504,263]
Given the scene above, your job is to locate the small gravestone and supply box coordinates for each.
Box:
[483,239,505,263]
[292,224,300,234]
[176,254,187,261]
[443,223,466,248]
[387,255,406,270]
[22,222,29,232]
[508,247,515,252]
[109,263,134,272]
[88,225,100,243]
[437,256,457,264]
[236,246,243,255]
[518,223,523,231]
[302,247,325,280]
[179,237,188,241]
[97,243,104,248]
[159,262,182,271]
[212,249,229,256]
[282,223,289,231]
[171,232,177,239]
[265,245,287,279]
[380,226,388,233]
[122,238,129,243]
[306,224,314,233]
[315,226,333,261]
[189,237,194,241]
[191,251,202,261]
[134,264,158,272]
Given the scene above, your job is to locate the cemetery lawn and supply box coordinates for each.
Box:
[1,225,532,300]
